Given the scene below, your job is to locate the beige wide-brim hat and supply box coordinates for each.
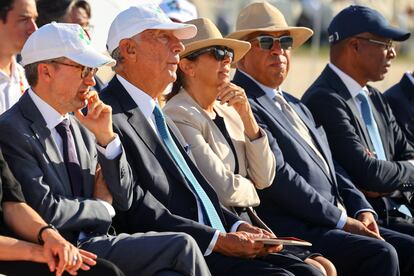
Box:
[227,1,313,49]
[180,18,251,62]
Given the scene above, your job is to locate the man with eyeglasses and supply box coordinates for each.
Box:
[303,5,414,234]
[0,22,212,276]
[230,2,414,276]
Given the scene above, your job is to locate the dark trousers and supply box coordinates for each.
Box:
[0,258,125,276]
[206,251,323,276]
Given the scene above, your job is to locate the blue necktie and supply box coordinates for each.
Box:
[153,105,226,232]
[356,91,387,160]
[55,119,83,197]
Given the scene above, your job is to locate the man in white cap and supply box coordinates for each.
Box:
[0,0,37,115]
[230,2,414,276]
[0,22,210,276]
[101,3,324,276]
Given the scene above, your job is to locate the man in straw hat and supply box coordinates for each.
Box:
[229,1,414,275]
[101,3,324,276]
[0,21,211,276]
[302,5,414,274]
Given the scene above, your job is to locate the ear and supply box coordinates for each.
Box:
[179,59,195,77]
[349,37,359,52]
[37,63,53,83]
[119,39,137,60]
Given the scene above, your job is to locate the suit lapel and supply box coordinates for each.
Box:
[323,66,376,152]
[288,99,335,180]
[235,71,334,179]
[110,78,192,186]
[19,93,72,194]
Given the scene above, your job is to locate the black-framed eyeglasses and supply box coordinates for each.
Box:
[250,35,293,50]
[186,46,234,61]
[354,36,395,51]
[50,60,98,79]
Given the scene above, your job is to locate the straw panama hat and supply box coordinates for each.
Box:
[180,18,251,62]
[227,1,313,49]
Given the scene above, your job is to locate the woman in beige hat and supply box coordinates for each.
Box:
[164,17,336,276]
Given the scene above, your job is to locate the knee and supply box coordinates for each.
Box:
[376,242,399,269]
[312,256,337,276]
[173,233,199,250]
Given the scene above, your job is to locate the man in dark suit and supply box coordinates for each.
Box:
[384,70,414,147]
[228,2,414,276]
[0,22,211,276]
[302,5,414,240]
[101,4,323,276]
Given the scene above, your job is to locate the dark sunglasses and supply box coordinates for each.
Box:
[186,46,234,61]
[250,35,293,50]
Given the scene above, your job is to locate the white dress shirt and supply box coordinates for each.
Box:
[117,75,245,255]
[406,71,414,85]
[0,58,28,115]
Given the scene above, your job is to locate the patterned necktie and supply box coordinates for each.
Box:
[55,119,83,196]
[273,93,330,174]
[356,91,386,160]
[153,105,226,232]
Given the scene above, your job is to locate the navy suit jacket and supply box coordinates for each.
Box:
[100,76,240,252]
[232,70,372,241]
[302,65,414,196]
[385,73,414,148]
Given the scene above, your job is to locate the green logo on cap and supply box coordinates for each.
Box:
[78,27,91,45]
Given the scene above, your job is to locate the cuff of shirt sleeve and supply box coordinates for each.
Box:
[230,220,245,233]
[96,134,122,160]
[97,199,116,218]
[355,209,378,220]
[204,230,220,256]
[335,210,348,229]
[408,160,414,167]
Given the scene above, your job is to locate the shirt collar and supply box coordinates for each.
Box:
[406,71,414,86]
[116,74,156,119]
[328,63,368,98]
[237,69,282,100]
[28,88,68,130]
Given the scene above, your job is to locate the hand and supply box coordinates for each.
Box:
[343,216,383,241]
[237,223,275,238]
[41,229,98,275]
[357,212,382,239]
[41,228,82,275]
[93,164,113,204]
[237,223,283,256]
[217,82,260,140]
[75,91,116,146]
[214,231,264,258]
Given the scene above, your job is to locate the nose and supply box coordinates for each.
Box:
[387,47,396,59]
[222,54,232,65]
[269,41,284,55]
[171,36,185,54]
[83,72,96,87]
[27,18,38,35]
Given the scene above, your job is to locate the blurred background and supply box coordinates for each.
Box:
[85,0,414,98]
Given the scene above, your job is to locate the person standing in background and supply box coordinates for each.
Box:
[0,0,37,114]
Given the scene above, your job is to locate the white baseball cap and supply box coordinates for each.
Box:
[21,22,115,67]
[159,0,198,23]
[106,3,197,54]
